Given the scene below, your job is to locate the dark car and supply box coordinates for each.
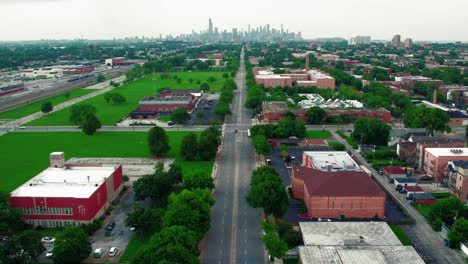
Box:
[106,222,115,231]
[419,175,433,181]
[167,121,175,126]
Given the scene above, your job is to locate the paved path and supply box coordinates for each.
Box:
[202,48,265,264]
[332,131,464,264]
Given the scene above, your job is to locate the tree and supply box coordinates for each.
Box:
[207,76,216,83]
[148,126,170,156]
[69,104,96,125]
[133,170,173,204]
[125,205,163,234]
[252,135,272,157]
[104,92,126,104]
[96,73,105,82]
[448,218,468,248]
[222,73,229,78]
[404,106,451,136]
[0,193,24,234]
[305,106,326,124]
[18,230,45,258]
[81,113,101,135]
[213,102,232,118]
[246,166,289,218]
[198,128,220,160]
[183,171,214,190]
[53,226,91,264]
[200,82,210,90]
[41,101,53,114]
[196,111,204,121]
[263,231,287,260]
[180,132,199,160]
[171,108,191,124]
[167,163,183,185]
[428,197,465,226]
[352,118,391,146]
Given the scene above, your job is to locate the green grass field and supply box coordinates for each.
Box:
[0,89,96,120]
[389,224,412,246]
[26,72,229,126]
[0,131,213,193]
[305,130,332,139]
[119,233,151,263]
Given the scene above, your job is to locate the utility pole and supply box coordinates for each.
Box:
[152,69,157,98]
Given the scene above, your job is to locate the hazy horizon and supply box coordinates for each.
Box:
[1,0,467,42]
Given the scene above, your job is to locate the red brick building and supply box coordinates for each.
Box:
[9,152,123,227]
[291,166,386,219]
[132,90,201,119]
[260,101,391,123]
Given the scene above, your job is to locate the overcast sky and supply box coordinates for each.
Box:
[1,0,467,41]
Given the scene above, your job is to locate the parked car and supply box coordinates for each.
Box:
[93,248,103,258]
[167,121,175,126]
[109,247,118,257]
[106,222,115,231]
[46,249,53,258]
[378,170,384,175]
[129,226,136,232]
[41,237,55,243]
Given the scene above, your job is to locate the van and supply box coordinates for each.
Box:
[93,248,103,258]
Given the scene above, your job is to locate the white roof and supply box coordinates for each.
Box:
[303,151,361,172]
[425,148,468,158]
[298,246,425,264]
[299,222,401,246]
[255,74,291,79]
[10,166,117,198]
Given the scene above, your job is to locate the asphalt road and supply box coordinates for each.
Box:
[202,48,265,264]
[332,131,465,264]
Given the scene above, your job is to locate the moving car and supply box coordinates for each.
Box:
[167,121,175,126]
[41,237,55,243]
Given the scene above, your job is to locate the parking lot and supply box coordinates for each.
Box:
[187,93,222,125]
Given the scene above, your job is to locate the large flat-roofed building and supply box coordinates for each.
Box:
[302,151,361,172]
[291,166,385,219]
[132,90,201,119]
[424,148,468,182]
[9,152,123,227]
[252,67,335,89]
[298,222,424,264]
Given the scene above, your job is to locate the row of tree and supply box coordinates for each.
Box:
[213,79,237,118]
[249,117,306,139]
[180,126,221,161]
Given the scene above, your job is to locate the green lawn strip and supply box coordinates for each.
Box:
[0,89,96,120]
[305,130,332,139]
[26,72,230,126]
[413,203,433,217]
[0,131,213,193]
[119,233,151,263]
[431,192,451,199]
[388,224,412,246]
[158,116,171,123]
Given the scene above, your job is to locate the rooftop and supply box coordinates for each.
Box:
[303,151,361,172]
[394,178,417,184]
[412,193,435,200]
[403,186,424,192]
[10,165,118,198]
[299,222,401,246]
[382,166,406,175]
[292,166,385,197]
[262,101,289,113]
[425,148,468,157]
[298,246,425,264]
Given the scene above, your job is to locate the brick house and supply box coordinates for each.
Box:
[291,166,386,219]
[424,148,468,183]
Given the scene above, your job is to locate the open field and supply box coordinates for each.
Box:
[0,88,96,120]
[389,224,412,246]
[305,130,332,139]
[0,131,213,193]
[26,72,230,126]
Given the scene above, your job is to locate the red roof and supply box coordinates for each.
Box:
[381,165,406,175]
[305,139,326,145]
[292,166,385,197]
[403,185,424,192]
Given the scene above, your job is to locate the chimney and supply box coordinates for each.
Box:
[305,53,310,71]
[433,88,438,104]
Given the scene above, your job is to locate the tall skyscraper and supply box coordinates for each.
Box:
[349,36,371,45]
[208,18,213,36]
[404,38,413,48]
[392,34,401,47]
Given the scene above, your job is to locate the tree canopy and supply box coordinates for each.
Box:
[352,118,391,146]
[69,104,96,125]
[53,226,91,264]
[180,132,199,160]
[183,171,214,191]
[171,108,191,124]
[403,106,451,136]
[305,106,326,124]
[252,135,272,157]
[41,101,53,114]
[148,126,170,156]
[81,113,101,135]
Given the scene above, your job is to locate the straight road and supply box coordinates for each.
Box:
[202,48,265,263]
[332,131,464,264]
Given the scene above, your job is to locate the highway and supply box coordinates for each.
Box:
[0,66,131,112]
[202,48,265,263]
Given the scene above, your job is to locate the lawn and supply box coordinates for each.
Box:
[119,233,151,263]
[389,224,412,246]
[26,72,230,126]
[414,202,433,217]
[0,88,96,120]
[0,131,214,193]
[305,130,332,139]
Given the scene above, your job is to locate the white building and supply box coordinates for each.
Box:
[302,151,361,172]
[349,36,372,45]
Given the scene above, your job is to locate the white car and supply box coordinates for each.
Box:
[46,249,53,258]
[109,247,118,257]
[129,226,136,232]
[41,237,55,243]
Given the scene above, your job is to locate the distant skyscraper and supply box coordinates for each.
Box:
[392,34,401,47]
[404,38,413,48]
[208,18,213,36]
[349,36,371,45]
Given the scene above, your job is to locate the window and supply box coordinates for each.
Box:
[351,201,354,209]
[331,201,335,209]
[341,202,344,209]
[360,201,363,209]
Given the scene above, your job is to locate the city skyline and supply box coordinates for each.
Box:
[0,0,467,41]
